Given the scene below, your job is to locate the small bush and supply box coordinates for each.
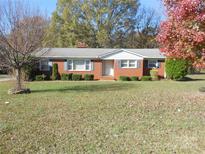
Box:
[61,73,73,80]
[61,74,69,80]
[72,74,82,81]
[166,59,189,80]
[130,76,139,81]
[199,87,205,92]
[0,69,7,74]
[68,73,73,80]
[150,69,159,81]
[119,76,130,81]
[141,76,152,81]
[35,74,47,81]
[84,74,94,81]
[52,63,59,80]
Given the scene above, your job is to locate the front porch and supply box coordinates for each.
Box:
[100,60,115,80]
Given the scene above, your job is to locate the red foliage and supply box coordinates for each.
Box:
[157,0,205,67]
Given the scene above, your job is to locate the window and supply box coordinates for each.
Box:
[68,60,72,70]
[148,60,159,68]
[121,60,137,68]
[121,60,128,68]
[40,59,49,71]
[129,60,136,67]
[85,60,91,70]
[67,59,91,71]
[73,60,85,70]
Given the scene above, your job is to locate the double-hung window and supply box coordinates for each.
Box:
[121,60,129,68]
[120,60,137,68]
[148,60,159,68]
[67,59,91,71]
[40,59,49,71]
[85,60,91,70]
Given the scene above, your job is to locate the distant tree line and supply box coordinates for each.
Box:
[44,0,161,48]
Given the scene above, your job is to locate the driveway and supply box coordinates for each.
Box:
[0,75,14,81]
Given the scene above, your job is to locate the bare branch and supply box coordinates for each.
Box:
[0,0,48,90]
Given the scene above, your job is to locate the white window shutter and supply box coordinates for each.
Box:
[137,61,141,68]
[64,60,68,70]
[91,61,94,71]
[118,60,121,68]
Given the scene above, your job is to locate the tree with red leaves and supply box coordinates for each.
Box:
[157,0,205,68]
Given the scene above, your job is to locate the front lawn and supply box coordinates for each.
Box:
[0,75,205,153]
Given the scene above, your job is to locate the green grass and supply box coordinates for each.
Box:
[0,75,205,153]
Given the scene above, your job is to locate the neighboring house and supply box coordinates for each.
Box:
[35,48,166,80]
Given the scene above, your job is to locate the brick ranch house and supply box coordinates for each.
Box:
[35,48,166,80]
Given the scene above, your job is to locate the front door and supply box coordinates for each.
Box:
[103,60,114,76]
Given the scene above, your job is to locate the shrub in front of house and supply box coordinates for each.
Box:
[84,74,94,80]
[72,74,82,81]
[61,73,73,80]
[150,69,159,81]
[61,74,69,80]
[52,63,59,80]
[165,59,189,80]
[141,76,152,81]
[119,76,130,81]
[130,76,139,81]
[35,74,47,81]
[0,69,7,74]
[22,64,34,81]
[68,73,73,80]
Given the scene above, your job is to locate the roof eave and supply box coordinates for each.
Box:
[38,56,100,59]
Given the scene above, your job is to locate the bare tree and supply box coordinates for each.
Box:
[0,0,48,93]
[126,7,161,48]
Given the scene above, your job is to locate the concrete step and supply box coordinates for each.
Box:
[100,76,115,80]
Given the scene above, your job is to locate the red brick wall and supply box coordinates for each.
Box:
[114,60,144,80]
[52,59,102,80]
[157,62,165,78]
[46,59,165,80]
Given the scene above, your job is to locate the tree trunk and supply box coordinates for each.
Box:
[15,68,22,90]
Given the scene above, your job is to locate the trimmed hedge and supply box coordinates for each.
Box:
[52,63,59,80]
[141,76,152,81]
[61,74,69,80]
[61,73,73,80]
[150,69,159,81]
[84,74,94,80]
[119,76,130,81]
[67,73,73,80]
[72,74,82,81]
[130,76,139,81]
[166,59,189,80]
[35,74,47,81]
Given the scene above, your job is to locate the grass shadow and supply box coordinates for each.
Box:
[31,83,136,93]
[177,77,205,82]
